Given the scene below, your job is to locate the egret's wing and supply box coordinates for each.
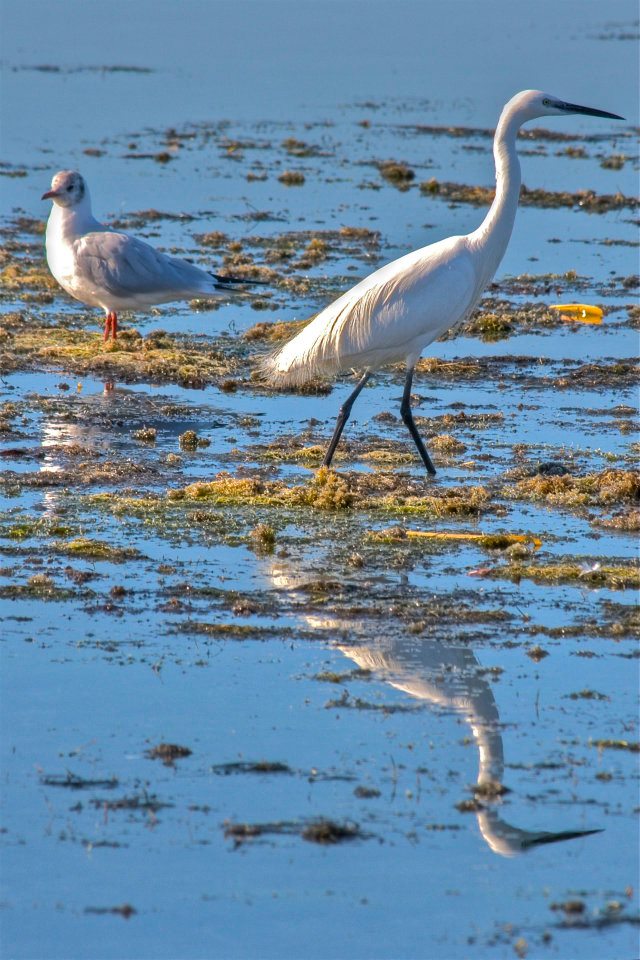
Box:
[75,231,210,298]
[328,238,478,355]
[266,237,478,383]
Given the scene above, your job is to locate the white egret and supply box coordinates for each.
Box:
[43,170,261,340]
[263,90,623,475]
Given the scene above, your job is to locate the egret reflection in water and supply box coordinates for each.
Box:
[267,559,602,857]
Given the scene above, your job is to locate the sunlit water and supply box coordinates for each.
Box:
[1,2,639,958]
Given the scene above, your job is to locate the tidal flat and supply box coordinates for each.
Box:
[1,3,639,959]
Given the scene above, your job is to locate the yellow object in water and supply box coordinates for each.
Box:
[404,531,542,548]
[550,303,603,324]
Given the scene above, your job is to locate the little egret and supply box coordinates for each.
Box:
[262,90,623,474]
[43,170,261,340]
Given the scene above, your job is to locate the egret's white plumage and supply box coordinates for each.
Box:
[263,90,623,474]
[43,170,257,340]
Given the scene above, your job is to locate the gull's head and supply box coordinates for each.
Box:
[42,170,88,208]
[505,90,624,124]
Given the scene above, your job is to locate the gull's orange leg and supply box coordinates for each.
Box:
[103,312,118,341]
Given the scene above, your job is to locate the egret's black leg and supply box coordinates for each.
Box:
[323,371,371,467]
[400,366,436,476]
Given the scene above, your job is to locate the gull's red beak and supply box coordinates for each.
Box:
[41,189,59,200]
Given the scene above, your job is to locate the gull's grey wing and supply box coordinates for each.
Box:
[75,230,212,298]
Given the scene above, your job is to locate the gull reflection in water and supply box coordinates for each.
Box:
[38,381,119,513]
[267,559,601,857]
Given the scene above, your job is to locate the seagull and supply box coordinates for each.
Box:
[262,90,623,475]
[42,170,261,340]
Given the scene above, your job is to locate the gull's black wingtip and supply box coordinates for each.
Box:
[211,272,269,290]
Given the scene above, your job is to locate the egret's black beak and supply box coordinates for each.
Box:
[560,101,625,120]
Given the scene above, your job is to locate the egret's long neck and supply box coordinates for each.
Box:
[468,106,522,286]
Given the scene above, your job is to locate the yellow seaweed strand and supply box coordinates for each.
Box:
[404,531,542,548]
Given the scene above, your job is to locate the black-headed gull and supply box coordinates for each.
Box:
[43,170,259,340]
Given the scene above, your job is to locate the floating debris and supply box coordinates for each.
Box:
[301,819,363,845]
[589,739,640,753]
[551,900,586,915]
[146,743,192,765]
[378,160,415,186]
[40,772,119,790]
[211,761,292,776]
[91,792,173,813]
[527,646,549,662]
[550,303,604,324]
[472,779,510,798]
[223,816,366,846]
[84,904,136,919]
[278,170,305,186]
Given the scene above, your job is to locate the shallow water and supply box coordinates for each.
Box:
[1,2,639,959]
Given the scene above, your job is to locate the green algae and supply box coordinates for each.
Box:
[463,311,514,341]
[1,455,159,493]
[592,509,640,533]
[167,468,356,511]
[0,516,75,541]
[526,602,639,640]
[176,621,292,639]
[106,468,495,519]
[55,537,144,563]
[420,178,638,213]
[429,434,468,456]
[0,258,58,294]
[502,469,640,510]
[360,449,416,465]
[178,429,210,451]
[249,523,276,551]
[132,426,157,444]
[485,560,640,590]
[0,574,78,601]
[242,320,309,343]
[0,324,241,387]
[378,161,415,186]
[260,443,330,465]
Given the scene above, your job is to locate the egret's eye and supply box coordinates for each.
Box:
[67,185,74,192]
[542,98,550,106]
